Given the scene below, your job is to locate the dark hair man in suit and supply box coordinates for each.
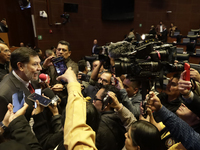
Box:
[0,18,8,32]
[42,40,78,90]
[0,47,42,121]
[0,41,11,81]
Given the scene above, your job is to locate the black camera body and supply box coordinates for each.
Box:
[114,42,185,78]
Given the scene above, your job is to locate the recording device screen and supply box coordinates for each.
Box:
[12,91,25,113]
[28,93,52,107]
[52,57,67,76]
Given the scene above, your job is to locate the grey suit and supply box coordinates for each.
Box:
[0,73,35,121]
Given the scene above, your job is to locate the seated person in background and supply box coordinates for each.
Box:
[77,60,90,89]
[0,40,11,82]
[0,18,8,32]
[56,67,98,150]
[20,42,24,47]
[93,85,126,150]
[0,103,42,150]
[186,41,196,55]
[149,25,157,38]
[169,23,177,37]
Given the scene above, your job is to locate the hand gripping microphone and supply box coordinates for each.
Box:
[42,87,60,105]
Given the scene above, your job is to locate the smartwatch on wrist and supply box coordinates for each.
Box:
[0,122,7,131]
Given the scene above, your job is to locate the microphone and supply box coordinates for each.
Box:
[39,73,50,83]
[42,87,60,105]
[108,41,134,59]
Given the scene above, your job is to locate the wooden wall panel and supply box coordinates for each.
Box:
[1,0,200,62]
[0,0,34,47]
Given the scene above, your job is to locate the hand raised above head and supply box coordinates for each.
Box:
[56,67,77,83]
[148,91,162,112]
[178,70,192,96]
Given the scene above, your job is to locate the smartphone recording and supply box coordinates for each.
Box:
[28,93,52,107]
[12,91,25,113]
[51,56,67,76]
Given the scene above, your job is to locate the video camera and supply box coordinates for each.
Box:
[114,42,184,78]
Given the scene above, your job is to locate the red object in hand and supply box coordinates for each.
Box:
[49,29,52,33]
[184,63,190,81]
[39,73,50,83]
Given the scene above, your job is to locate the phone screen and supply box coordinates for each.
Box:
[34,89,42,108]
[102,94,113,110]
[28,93,52,107]
[52,57,67,76]
[12,91,25,113]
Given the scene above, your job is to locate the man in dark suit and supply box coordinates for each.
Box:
[92,39,99,55]
[0,47,42,121]
[42,40,78,90]
[0,40,11,82]
[156,21,165,41]
[161,26,168,43]
[0,19,8,32]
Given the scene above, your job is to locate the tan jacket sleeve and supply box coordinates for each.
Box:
[64,82,97,150]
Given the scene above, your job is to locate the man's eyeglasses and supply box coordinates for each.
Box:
[93,96,102,102]
[98,77,108,84]
[57,48,67,52]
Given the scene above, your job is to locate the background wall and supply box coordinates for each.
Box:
[1,0,200,62]
[0,0,35,47]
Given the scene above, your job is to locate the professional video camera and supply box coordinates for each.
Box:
[107,41,184,78]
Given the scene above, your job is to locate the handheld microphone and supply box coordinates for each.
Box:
[39,73,50,83]
[108,41,134,59]
[42,87,59,105]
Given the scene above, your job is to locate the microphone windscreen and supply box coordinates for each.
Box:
[42,87,55,99]
[39,73,47,81]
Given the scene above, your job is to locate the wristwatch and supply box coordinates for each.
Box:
[0,121,7,131]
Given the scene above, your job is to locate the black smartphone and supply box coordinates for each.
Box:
[51,56,67,76]
[28,93,52,107]
[102,94,113,110]
[12,91,25,113]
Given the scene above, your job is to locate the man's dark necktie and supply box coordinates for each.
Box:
[28,83,35,93]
